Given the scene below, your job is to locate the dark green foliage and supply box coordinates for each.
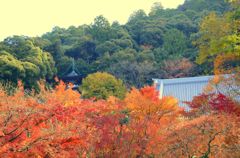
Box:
[86,15,115,43]
[162,29,188,58]
[178,0,230,13]
[0,36,56,90]
[0,0,233,89]
[65,38,97,62]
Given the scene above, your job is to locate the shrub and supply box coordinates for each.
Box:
[80,72,127,99]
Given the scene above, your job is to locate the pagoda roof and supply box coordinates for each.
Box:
[66,70,79,77]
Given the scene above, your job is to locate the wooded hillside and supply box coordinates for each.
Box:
[0,0,235,89]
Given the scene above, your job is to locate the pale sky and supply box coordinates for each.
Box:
[0,0,184,41]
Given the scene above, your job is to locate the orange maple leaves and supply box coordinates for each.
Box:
[0,82,239,157]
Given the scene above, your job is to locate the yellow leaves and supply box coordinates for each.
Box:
[204,83,215,94]
[125,86,179,120]
[214,53,240,74]
[161,96,178,111]
[196,12,234,64]
[46,81,81,107]
[80,72,126,100]
[107,96,119,105]
[195,7,240,88]
[212,75,221,84]
[203,75,222,93]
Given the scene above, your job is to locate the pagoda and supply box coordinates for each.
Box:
[61,59,82,90]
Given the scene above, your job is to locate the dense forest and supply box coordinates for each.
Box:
[0,0,235,90]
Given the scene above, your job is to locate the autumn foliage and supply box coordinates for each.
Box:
[0,82,239,158]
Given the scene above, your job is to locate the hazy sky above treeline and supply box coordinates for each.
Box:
[0,0,184,41]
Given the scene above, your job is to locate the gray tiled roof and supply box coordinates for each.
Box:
[66,70,79,77]
[153,76,214,108]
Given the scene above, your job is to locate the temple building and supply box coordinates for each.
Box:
[153,75,214,108]
[153,75,238,109]
[61,59,82,90]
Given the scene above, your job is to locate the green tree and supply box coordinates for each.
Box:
[194,12,236,64]
[194,0,240,77]
[178,0,230,13]
[80,72,127,99]
[162,29,188,58]
[65,36,97,63]
[127,19,165,47]
[149,2,164,17]
[86,15,114,43]
[107,60,156,88]
[0,51,25,82]
[102,49,156,88]
[167,14,198,36]
[128,9,147,24]
[0,36,56,89]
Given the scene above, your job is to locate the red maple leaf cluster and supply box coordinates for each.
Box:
[0,81,239,158]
